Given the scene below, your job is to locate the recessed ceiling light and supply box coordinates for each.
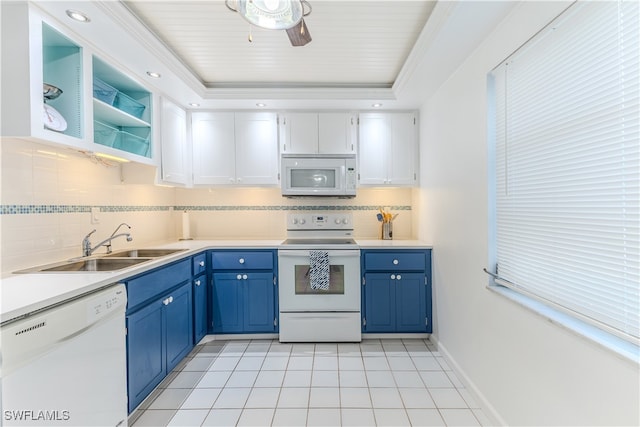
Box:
[66,9,90,23]
[372,103,383,108]
[256,103,267,107]
[189,103,200,107]
[146,71,161,78]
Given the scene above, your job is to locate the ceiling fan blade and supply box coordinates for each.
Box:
[286,18,312,46]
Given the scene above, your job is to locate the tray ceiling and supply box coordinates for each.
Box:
[122,1,436,89]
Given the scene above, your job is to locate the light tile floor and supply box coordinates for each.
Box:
[129,339,492,426]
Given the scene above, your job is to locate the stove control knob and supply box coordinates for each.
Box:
[334,218,342,224]
[292,218,298,224]
[299,218,306,225]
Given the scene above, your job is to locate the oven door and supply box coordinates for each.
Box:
[278,249,360,312]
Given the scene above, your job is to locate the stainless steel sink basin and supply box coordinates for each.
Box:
[15,257,152,273]
[105,248,187,258]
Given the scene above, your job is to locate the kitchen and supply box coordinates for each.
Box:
[1,1,638,427]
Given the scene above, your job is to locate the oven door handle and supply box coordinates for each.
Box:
[278,249,360,257]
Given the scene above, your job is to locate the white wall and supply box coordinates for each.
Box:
[417,2,639,426]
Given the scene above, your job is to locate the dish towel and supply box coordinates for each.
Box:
[309,250,330,290]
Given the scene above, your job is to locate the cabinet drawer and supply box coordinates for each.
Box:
[363,252,426,271]
[192,252,207,275]
[127,259,191,310]
[211,251,273,270]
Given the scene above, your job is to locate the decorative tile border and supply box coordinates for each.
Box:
[0,204,411,215]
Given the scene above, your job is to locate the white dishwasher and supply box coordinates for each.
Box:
[1,284,128,427]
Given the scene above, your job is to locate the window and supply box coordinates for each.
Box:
[488,0,639,344]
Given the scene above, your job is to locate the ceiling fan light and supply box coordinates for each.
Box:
[237,0,303,30]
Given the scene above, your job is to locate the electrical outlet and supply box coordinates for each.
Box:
[91,207,100,224]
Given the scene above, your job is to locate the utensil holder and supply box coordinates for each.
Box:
[381,222,393,240]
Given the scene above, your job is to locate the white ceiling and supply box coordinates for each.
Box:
[122,1,437,89]
[35,1,517,110]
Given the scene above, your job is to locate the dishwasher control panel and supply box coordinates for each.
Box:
[87,285,126,322]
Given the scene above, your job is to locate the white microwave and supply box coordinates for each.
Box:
[281,154,357,197]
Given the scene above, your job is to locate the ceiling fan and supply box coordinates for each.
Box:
[225,0,312,46]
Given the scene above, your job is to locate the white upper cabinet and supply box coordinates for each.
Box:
[358,112,418,186]
[159,98,188,185]
[279,112,357,154]
[192,112,279,186]
[279,113,318,154]
[318,113,357,154]
[192,112,236,185]
[235,112,279,185]
[1,3,156,165]
[1,3,86,147]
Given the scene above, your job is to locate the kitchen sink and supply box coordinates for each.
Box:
[105,248,188,258]
[15,257,152,273]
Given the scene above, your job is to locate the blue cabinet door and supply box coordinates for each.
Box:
[165,282,194,372]
[364,273,396,332]
[126,300,165,413]
[212,272,243,333]
[193,274,207,344]
[244,272,275,333]
[395,272,427,332]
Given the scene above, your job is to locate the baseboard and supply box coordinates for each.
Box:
[199,333,430,343]
[362,333,431,340]
[432,337,507,427]
[199,334,279,344]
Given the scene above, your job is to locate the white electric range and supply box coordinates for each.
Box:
[278,212,361,342]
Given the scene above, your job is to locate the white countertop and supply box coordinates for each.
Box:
[1,239,431,325]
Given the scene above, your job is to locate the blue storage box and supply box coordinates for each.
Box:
[93,78,117,105]
[93,120,118,147]
[113,130,150,157]
[114,92,146,119]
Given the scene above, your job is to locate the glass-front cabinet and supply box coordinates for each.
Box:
[1,3,154,164]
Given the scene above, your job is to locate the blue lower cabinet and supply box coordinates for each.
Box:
[212,271,275,333]
[126,300,164,413]
[362,249,432,334]
[244,273,276,332]
[126,280,193,413]
[165,283,194,372]
[212,273,244,333]
[395,272,427,332]
[193,274,208,344]
[364,273,396,332]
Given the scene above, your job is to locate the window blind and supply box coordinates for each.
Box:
[489,0,639,343]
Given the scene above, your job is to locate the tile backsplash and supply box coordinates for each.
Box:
[1,139,414,274]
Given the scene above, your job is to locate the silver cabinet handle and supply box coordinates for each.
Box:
[169,296,174,303]
[239,258,245,264]
[163,298,170,305]
[195,280,201,286]
[242,274,248,280]
[396,274,402,280]
[237,274,242,280]
[390,274,396,280]
[199,261,205,267]
[393,259,399,265]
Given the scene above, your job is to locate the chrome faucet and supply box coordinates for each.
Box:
[82,223,133,257]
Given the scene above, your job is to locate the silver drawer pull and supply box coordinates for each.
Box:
[195,280,201,286]
[396,274,402,280]
[239,258,245,264]
[199,261,205,267]
[391,274,396,280]
[242,274,248,280]
[393,259,399,265]
[237,274,242,280]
